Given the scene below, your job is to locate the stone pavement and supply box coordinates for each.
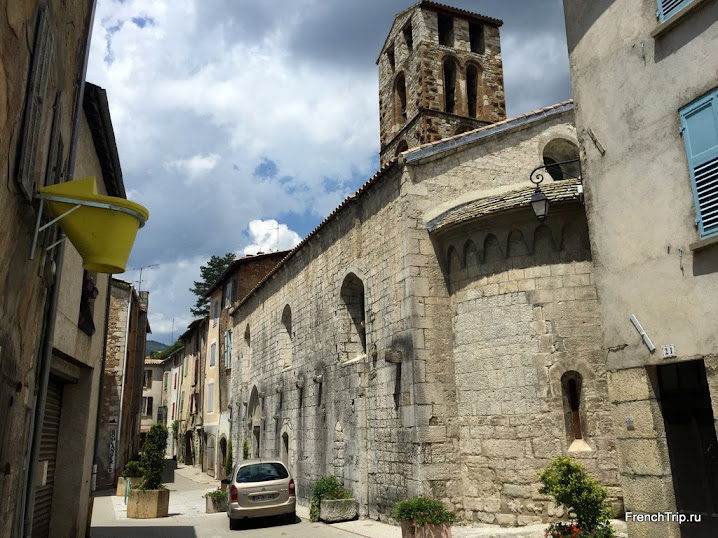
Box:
[91,460,628,538]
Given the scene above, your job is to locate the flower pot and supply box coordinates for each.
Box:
[127,489,170,518]
[401,521,452,538]
[319,498,357,522]
[115,476,142,497]
[205,496,228,513]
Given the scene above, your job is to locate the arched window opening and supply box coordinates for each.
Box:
[242,325,251,383]
[395,73,407,123]
[542,139,580,181]
[280,305,292,369]
[386,47,395,72]
[438,14,454,46]
[340,273,366,361]
[466,64,481,118]
[395,140,409,156]
[443,59,457,114]
[561,371,590,451]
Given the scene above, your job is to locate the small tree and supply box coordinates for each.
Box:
[242,438,249,460]
[140,423,168,490]
[225,440,234,477]
[538,456,614,537]
[189,253,236,317]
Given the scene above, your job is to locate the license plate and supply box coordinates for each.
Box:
[252,494,273,502]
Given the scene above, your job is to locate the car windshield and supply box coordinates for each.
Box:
[236,463,288,483]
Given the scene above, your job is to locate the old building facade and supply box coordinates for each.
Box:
[562,1,718,537]
[226,3,622,526]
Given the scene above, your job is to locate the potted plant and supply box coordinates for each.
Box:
[393,496,456,538]
[116,459,143,497]
[127,423,170,518]
[310,475,356,523]
[538,456,615,537]
[204,488,228,513]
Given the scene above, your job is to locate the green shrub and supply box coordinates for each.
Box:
[309,475,352,522]
[122,460,143,478]
[392,496,456,527]
[139,423,168,490]
[242,438,249,460]
[204,488,228,504]
[171,420,179,439]
[538,456,614,536]
[225,440,234,477]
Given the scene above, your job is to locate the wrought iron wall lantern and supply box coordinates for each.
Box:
[528,158,582,221]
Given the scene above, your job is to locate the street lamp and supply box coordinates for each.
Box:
[530,188,549,221]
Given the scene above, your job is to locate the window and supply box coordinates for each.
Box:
[469,23,484,54]
[443,59,457,114]
[561,371,586,449]
[542,139,580,181]
[224,329,233,368]
[210,342,216,367]
[78,270,98,336]
[208,382,215,413]
[395,73,407,123]
[680,88,718,238]
[143,369,152,389]
[163,372,168,392]
[224,279,235,309]
[395,140,409,156]
[213,300,219,326]
[340,273,367,361]
[174,372,177,389]
[142,396,153,417]
[194,357,199,384]
[437,14,454,47]
[171,402,175,420]
[386,47,395,72]
[180,391,185,412]
[403,24,413,51]
[183,356,188,377]
[280,305,292,369]
[657,0,694,22]
[466,64,481,118]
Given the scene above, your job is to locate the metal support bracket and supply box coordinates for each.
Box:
[30,198,80,260]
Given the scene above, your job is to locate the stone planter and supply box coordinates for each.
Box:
[127,489,170,518]
[400,521,452,538]
[115,476,141,497]
[205,496,228,513]
[319,498,357,522]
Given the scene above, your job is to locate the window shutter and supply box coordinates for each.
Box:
[681,89,718,238]
[44,91,64,187]
[657,0,694,22]
[17,6,54,199]
[148,397,153,416]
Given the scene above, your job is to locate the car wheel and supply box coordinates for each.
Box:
[229,517,241,530]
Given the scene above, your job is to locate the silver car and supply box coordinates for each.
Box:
[227,459,296,529]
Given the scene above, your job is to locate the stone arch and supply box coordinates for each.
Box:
[280,304,292,369]
[442,56,459,114]
[542,138,580,181]
[395,140,409,156]
[219,436,228,478]
[533,225,557,254]
[447,245,461,273]
[483,234,503,262]
[394,72,407,124]
[463,240,478,269]
[557,370,592,452]
[507,229,529,257]
[340,273,366,360]
[466,61,484,119]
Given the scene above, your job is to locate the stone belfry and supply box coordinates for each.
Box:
[378,1,506,165]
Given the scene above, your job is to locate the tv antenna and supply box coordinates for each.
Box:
[127,263,159,291]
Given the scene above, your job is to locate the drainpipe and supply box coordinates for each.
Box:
[22,3,97,535]
[116,289,133,478]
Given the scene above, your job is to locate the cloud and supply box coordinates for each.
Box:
[164,153,220,181]
[243,219,302,255]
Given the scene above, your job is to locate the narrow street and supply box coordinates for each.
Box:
[90,460,400,538]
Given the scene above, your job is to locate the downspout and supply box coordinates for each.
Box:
[116,290,133,479]
[22,3,97,535]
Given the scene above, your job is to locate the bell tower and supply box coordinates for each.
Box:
[377,1,506,165]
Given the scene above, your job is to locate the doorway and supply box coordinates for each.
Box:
[658,361,718,537]
[253,426,260,458]
[184,431,193,465]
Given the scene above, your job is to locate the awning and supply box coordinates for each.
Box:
[33,176,149,273]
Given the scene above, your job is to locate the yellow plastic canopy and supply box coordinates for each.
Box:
[37,176,149,273]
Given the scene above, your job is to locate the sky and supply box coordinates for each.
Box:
[86,0,572,344]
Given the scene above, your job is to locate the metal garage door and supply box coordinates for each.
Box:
[32,376,63,537]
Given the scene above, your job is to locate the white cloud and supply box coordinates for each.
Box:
[164,153,220,181]
[243,219,302,255]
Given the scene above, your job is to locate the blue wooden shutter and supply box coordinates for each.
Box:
[658,0,694,22]
[681,89,718,238]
